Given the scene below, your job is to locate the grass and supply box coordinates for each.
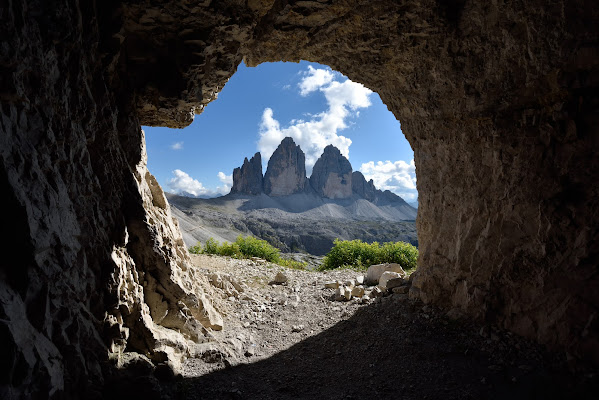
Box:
[189,235,307,269]
[317,238,418,272]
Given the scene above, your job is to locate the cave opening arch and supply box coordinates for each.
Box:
[143,60,419,257]
[1,0,597,397]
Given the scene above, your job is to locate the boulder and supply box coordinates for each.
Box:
[366,263,406,285]
[351,286,365,298]
[379,271,404,290]
[385,277,405,290]
[273,271,288,284]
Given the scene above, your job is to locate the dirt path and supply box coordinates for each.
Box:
[107,254,597,399]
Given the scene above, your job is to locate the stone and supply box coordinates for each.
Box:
[309,145,353,199]
[231,152,263,195]
[334,285,352,301]
[379,271,404,291]
[344,279,356,288]
[324,281,341,289]
[351,286,365,298]
[371,287,384,299]
[386,277,405,290]
[273,272,288,285]
[356,276,364,285]
[263,137,306,196]
[366,263,407,285]
[291,325,305,332]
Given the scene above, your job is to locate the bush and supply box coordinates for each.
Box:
[319,239,418,272]
[188,235,307,269]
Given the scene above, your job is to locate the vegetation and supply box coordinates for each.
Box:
[189,235,307,269]
[318,239,418,272]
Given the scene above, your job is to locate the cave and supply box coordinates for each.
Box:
[1,0,597,397]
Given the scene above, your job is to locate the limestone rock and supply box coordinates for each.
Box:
[366,264,407,285]
[309,145,353,199]
[370,287,384,299]
[386,277,405,290]
[264,137,306,196]
[379,271,404,291]
[356,276,365,285]
[334,285,352,301]
[325,281,341,289]
[231,152,263,195]
[352,171,377,202]
[273,272,288,285]
[351,286,365,298]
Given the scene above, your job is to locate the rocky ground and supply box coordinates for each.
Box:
[109,254,598,400]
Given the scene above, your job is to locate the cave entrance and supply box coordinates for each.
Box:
[143,61,419,266]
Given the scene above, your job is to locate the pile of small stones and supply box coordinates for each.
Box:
[324,263,413,303]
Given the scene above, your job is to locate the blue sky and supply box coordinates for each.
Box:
[143,61,417,201]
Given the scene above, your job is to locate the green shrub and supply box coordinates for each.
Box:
[203,237,220,254]
[188,235,309,268]
[319,239,418,272]
[234,235,280,262]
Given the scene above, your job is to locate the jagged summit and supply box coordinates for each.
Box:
[263,137,307,196]
[231,152,263,195]
[309,144,353,199]
[230,138,411,207]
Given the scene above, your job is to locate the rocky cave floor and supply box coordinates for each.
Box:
[118,254,598,400]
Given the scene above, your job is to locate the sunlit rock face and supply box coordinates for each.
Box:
[1,0,597,396]
[264,137,307,196]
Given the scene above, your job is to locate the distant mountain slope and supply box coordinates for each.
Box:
[168,137,418,255]
[168,192,417,256]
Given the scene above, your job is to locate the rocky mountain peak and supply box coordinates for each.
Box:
[231,152,263,195]
[263,137,307,196]
[309,145,353,199]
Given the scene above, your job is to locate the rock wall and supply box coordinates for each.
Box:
[1,0,598,396]
[231,152,263,195]
[263,137,307,196]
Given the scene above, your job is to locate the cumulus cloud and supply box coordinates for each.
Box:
[360,159,418,202]
[167,169,231,198]
[258,66,372,173]
[170,141,184,150]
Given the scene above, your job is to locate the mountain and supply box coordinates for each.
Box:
[263,137,307,196]
[169,137,418,255]
[231,152,263,195]
[309,144,353,199]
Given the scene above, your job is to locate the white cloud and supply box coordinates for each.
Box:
[360,159,418,202]
[217,171,233,194]
[170,141,183,150]
[167,169,231,198]
[298,65,335,96]
[218,171,233,185]
[258,66,372,173]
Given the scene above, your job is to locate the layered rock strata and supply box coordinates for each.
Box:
[1,0,598,397]
[263,137,307,196]
[231,152,263,195]
[310,145,353,199]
